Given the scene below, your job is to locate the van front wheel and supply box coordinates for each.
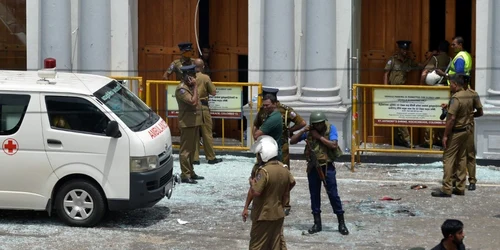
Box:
[55,180,107,227]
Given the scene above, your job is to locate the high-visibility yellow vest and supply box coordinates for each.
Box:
[447,51,472,86]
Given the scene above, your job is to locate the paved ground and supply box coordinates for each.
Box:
[0,155,499,250]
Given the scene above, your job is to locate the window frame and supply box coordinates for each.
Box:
[44,95,112,137]
[0,93,31,136]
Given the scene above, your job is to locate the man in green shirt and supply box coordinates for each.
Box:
[253,94,283,161]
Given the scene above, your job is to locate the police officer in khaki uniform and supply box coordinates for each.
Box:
[290,111,349,235]
[252,87,306,215]
[175,64,204,184]
[200,45,212,77]
[464,80,483,191]
[163,42,196,80]
[431,74,473,197]
[448,75,483,191]
[420,40,452,148]
[192,58,223,165]
[243,135,296,250]
[384,40,420,148]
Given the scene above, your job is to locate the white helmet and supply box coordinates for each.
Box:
[251,135,278,162]
[425,70,442,85]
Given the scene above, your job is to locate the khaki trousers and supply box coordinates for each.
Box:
[442,130,468,194]
[179,126,200,179]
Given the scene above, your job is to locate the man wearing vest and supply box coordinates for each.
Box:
[435,36,472,86]
[290,111,349,235]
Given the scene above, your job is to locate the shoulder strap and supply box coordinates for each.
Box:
[284,109,288,126]
[444,57,453,73]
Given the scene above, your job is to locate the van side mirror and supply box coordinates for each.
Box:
[106,121,122,138]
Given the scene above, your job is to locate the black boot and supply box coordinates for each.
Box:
[308,213,322,234]
[337,214,349,235]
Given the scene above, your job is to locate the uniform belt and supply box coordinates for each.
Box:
[452,126,467,133]
[320,162,335,169]
[200,100,209,106]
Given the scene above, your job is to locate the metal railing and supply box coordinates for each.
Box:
[351,83,451,171]
[109,76,145,101]
[145,80,262,151]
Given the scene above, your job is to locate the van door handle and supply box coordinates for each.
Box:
[47,139,62,145]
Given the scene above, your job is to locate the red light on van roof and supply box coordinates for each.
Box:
[44,58,56,69]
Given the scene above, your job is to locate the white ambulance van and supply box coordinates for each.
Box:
[0,69,177,227]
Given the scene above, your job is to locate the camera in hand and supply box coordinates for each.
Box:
[439,108,447,120]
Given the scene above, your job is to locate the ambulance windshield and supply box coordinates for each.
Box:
[94,80,159,132]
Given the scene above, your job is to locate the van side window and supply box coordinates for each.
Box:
[0,94,31,135]
[45,96,110,135]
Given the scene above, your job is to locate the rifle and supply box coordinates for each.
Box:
[305,139,329,194]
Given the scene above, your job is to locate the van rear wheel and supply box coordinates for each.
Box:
[55,180,107,227]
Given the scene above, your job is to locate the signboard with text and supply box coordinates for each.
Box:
[373,88,450,126]
[166,85,243,119]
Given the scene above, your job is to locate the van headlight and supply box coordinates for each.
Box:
[130,156,159,172]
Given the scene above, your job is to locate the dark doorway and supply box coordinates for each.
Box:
[428,0,446,51]
[428,0,473,52]
[198,0,210,52]
[455,0,472,52]
[238,55,249,132]
[238,55,249,104]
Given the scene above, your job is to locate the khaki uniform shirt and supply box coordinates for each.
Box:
[254,101,305,144]
[251,160,295,222]
[203,62,212,78]
[167,58,195,80]
[425,53,451,71]
[384,55,419,85]
[468,88,483,125]
[175,82,202,128]
[425,53,451,85]
[196,72,216,107]
[447,89,473,129]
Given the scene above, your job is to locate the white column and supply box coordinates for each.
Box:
[244,0,264,148]
[263,0,298,101]
[294,0,306,97]
[248,0,263,91]
[40,0,72,71]
[110,0,138,76]
[26,0,41,70]
[70,0,79,71]
[486,0,500,105]
[336,0,359,103]
[79,0,111,76]
[473,0,498,159]
[300,0,342,104]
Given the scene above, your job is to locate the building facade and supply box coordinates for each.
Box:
[18,0,500,158]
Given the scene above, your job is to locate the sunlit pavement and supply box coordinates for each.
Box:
[0,155,499,249]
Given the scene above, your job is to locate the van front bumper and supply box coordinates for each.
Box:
[108,155,174,211]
